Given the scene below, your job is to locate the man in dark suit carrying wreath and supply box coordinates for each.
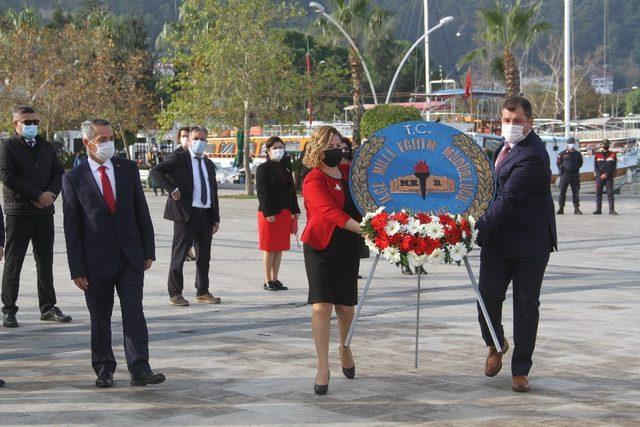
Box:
[475,96,557,393]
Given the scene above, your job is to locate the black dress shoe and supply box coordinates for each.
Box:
[95,372,114,388]
[0,379,5,387]
[3,313,18,328]
[40,307,72,323]
[314,372,330,395]
[273,280,288,291]
[130,371,166,386]
[263,282,278,291]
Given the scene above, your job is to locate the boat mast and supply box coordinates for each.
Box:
[564,0,571,138]
[424,0,431,121]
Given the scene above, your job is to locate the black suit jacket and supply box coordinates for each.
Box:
[150,150,220,224]
[256,159,300,217]
[0,135,64,215]
[62,157,155,280]
[476,131,557,258]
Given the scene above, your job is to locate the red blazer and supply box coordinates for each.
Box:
[301,164,352,250]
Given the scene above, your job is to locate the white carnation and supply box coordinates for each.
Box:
[427,248,445,264]
[364,237,379,254]
[448,242,467,262]
[382,246,401,264]
[408,251,428,268]
[384,220,401,236]
[403,217,421,235]
[425,222,444,239]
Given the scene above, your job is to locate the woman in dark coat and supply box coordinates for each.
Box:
[256,136,301,291]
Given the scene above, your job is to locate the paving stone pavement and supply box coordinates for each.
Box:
[0,189,639,426]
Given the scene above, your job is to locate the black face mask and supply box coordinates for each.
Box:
[322,148,343,167]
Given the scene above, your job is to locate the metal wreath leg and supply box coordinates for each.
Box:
[415,268,422,369]
[345,254,380,347]
[463,256,502,353]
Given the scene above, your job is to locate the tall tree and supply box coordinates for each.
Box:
[462,0,550,97]
[315,0,391,145]
[159,0,304,195]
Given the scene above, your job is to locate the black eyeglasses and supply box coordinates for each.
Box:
[21,120,40,126]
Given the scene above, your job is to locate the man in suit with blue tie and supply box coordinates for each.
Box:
[475,96,557,393]
[62,118,165,388]
[151,125,221,307]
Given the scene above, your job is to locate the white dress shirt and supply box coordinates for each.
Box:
[189,148,211,208]
[88,156,117,200]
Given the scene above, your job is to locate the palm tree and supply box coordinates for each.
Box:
[462,0,551,97]
[316,0,390,145]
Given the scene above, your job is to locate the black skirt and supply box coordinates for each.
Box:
[304,227,360,306]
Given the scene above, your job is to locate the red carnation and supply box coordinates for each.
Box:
[389,232,404,245]
[392,212,409,224]
[445,227,462,245]
[371,212,390,232]
[416,213,432,224]
[439,214,456,229]
[375,235,390,250]
[424,238,442,255]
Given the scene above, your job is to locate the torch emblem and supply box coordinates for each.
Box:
[413,160,430,200]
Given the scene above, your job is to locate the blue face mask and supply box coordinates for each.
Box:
[22,124,38,140]
[191,139,206,156]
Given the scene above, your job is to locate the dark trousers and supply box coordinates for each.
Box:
[558,173,580,208]
[477,245,550,376]
[595,177,614,212]
[168,208,213,297]
[1,215,56,315]
[85,253,150,376]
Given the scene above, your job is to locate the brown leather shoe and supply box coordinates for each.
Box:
[170,295,189,306]
[512,375,530,392]
[195,293,221,304]
[484,338,509,377]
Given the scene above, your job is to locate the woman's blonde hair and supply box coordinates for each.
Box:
[303,125,341,168]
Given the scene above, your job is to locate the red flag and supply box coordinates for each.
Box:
[464,68,472,99]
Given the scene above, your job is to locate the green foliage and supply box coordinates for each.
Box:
[625,89,640,115]
[360,104,422,139]
[159,0,304,130]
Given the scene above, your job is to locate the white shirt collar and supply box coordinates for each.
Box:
[88,156,113,172]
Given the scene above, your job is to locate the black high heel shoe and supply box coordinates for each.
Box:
[339,345,356,379]
[314,371,330,395]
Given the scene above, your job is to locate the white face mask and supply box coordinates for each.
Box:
[502,123,525,144]
[191,139,206,156]
[269,148,285,161]
[93,140,115,162]
[180,136,188,146]
[567,143,575,150]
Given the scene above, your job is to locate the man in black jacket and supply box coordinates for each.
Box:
[151,125,221,306]
[556,137,583,215]
[0,106,70,328]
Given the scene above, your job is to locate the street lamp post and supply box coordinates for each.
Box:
[309,2,378,105]
[385,16,454,107]
[30,59,80,103]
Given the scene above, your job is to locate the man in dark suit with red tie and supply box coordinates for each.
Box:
[150,125,221,307]
[475,96,557,393]
[62,118,165,388]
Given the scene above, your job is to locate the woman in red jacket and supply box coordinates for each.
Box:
[301,126,363,395]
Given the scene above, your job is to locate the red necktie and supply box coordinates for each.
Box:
[494,143,512,168]
[98,165,116,215]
